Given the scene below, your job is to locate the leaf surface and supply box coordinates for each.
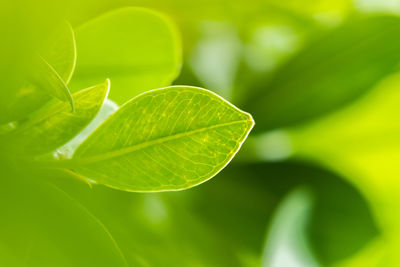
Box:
[0,21,76,123]
[0,170,128,267]
[11,80,109,156]
[28,55,75,111]
[71,86,254,192]
[244,15,400,131]
[40,21,76,84]
[71,7,181,104]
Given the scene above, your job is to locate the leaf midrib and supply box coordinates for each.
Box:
[73,119,250,165]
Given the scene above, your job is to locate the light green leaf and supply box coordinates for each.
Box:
[10,80,109,156]
[40,21,76,84]
[28,55,75,111]
[31,21,77,109]
[68,86,254,192]
[0,21,77,123]
[71,7,182,104]
[290,71,400,266]
[0,171,128,267]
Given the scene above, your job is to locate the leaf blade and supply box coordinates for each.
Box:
[0,21,77,123]
[11,79,110,156]
[29,55,75,111]
[71,7,182,104]
[244,15,400,132]
[71,86,254,192]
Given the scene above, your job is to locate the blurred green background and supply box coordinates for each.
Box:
[1,0,399,266]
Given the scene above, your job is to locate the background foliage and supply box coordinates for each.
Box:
[1,0,399,266]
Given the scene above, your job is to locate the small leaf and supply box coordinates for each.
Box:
[69,86,254,192]
[40,21,76,84]
[28,55,75,111]
[71,7,182,104]
[0,21,76,124]
[11,80,109,156]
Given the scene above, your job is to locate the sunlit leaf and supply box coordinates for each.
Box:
[67,86,254,192]
[71,7,182,104]
[10,80,109,156]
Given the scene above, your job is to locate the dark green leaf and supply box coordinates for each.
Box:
[244,15,400,131]
[185,161,379,265]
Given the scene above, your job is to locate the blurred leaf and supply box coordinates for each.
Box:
[244,15,400,132]
[28,55,75,111]
[290,70,400,265]
[68,86,253,192]
[0,166,128,267]
[71,7,182,104]
[27,21,77,109]
[0,21,77,124]
[10,80,109,156]
[189,21,241,100]
[183,161,379,265]
[262,188,320,267]
[39,21,76,84]
[48,170,245,266]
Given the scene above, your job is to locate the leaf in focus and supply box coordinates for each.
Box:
[0,21,77,123]
[69,86,254,192]
[71,7,182,104]
[10,80,109,156]
[244,15,400,132]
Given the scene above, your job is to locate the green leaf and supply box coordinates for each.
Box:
[188,161,379,265]
[244,15,400,132]
[39,21,76,84]
[68,86,254,192]
[0,168,128,267]
[71,7,182,104]
[289,70,400,265]
[28,55,75,111]
[0,21,76,123]
[52,177,246,266]
[10,80,109,156]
